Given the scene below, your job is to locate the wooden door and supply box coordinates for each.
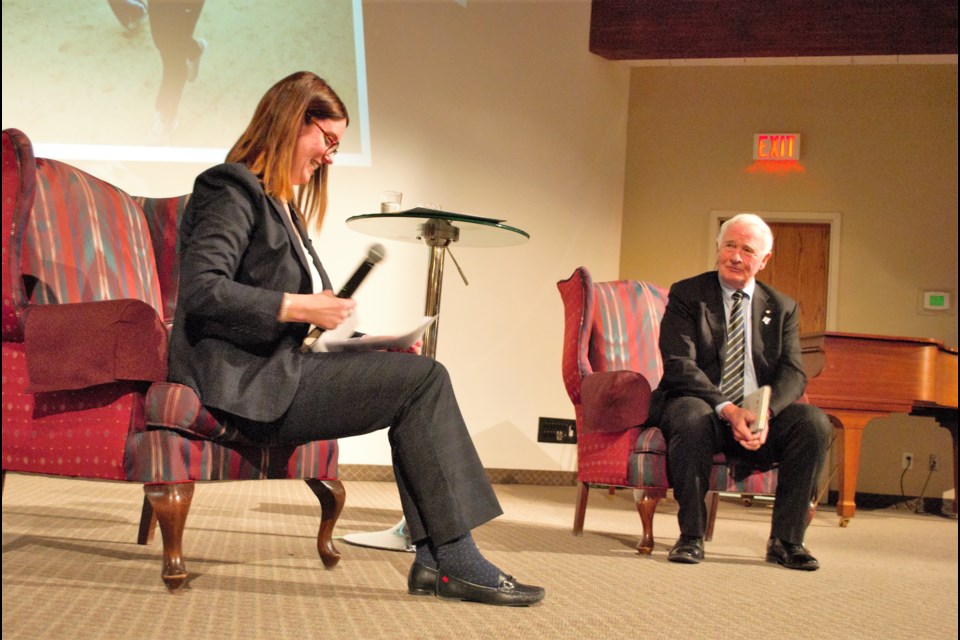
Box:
[760,222,830,335]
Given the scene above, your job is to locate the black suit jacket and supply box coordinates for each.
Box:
[168,163,332,422]
[651,271,807,420]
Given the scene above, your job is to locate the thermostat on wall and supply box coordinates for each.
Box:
[922,290,951,311]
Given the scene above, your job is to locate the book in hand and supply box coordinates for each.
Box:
[742,385,771,434]
[309,315,437,353]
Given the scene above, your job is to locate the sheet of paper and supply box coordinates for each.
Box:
[312,315,437,353]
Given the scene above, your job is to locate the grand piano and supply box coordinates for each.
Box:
[801,332,958,525]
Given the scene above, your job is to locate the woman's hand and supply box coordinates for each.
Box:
[281,291,356,330]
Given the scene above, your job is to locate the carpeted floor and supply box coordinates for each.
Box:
[2,473,957,639]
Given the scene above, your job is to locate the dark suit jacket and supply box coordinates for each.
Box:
[651,271,807,421]
[168,163,332,422]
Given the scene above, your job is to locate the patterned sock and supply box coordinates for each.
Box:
[435,533,500,587]
[414,541,437,569]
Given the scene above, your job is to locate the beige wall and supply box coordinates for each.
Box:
[331,0,629,470]
[620,64,958,497]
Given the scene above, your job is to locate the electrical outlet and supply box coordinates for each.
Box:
[929,454,940,472]
[537,417,577,444]
[901,452,914,470]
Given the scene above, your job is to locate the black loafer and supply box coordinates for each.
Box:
[765,537,820,571]
[667,535,705,564]
[436,571,545,606]
[407,562,438,596]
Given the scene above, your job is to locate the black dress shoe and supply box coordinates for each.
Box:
[765,537,820,571]
[436,571,545,606]
[407,562,438,596]
[668,535,705,564]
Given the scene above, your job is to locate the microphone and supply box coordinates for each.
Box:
[300,243,386,353]
[336,243,386,298]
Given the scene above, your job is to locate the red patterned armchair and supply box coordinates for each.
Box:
[1,128,344,591]
[558,266,778,553]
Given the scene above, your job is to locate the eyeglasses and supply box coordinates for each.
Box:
[312,121,340,157]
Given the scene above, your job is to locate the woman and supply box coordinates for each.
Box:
[168,71,544,606]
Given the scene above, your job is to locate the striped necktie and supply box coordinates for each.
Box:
[720,290,747,406]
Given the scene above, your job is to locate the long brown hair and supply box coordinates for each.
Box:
[227,71,349,230]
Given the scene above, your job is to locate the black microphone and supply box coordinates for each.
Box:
[336,242,386,298]
[301,243,386,352]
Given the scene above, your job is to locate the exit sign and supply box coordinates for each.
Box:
[754,133,801,161]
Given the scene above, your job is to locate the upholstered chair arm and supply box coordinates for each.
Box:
[24,299,168,393]
[579,370,653,435]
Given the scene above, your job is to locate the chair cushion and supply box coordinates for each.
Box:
[24,299,167,393]
[624,426,778,493]
[145,382,248,444]
[713,462,779,493]
[138,382,340,482]
[125,428,339,482]
[625,427,669,487]
[634,425,667,454]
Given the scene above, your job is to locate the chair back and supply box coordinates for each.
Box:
[589,278,669,385]
[558,266,668,404]
[6,130,164,317]
[135,194,191,325]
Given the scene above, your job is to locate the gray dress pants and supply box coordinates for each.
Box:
[658,396,831,544]
[233,350,503,546]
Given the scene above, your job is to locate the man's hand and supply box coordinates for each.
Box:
[720,404,768,451]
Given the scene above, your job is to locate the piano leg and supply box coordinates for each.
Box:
[910,405,958,516]
[953,424,958,517]
[827,409,889,527]
[951,423,958,517]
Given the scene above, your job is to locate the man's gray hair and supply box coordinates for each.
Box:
[717,213,774,255]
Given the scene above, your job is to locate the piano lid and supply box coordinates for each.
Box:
[801,332,958,412]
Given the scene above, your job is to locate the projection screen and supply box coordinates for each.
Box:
[1,0,370,173]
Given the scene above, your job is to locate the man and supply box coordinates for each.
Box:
[650,213,831,570]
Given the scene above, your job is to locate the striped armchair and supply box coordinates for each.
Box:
[1,128,344,591]
[557,267,777,553]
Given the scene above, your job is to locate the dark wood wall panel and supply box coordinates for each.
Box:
[590,0,958,61]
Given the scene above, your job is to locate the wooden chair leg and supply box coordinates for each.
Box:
[137,494,158,545]
[634,489,662,554]
[305,479,345,569]
[143,482,194,592]
[572,481,590,535]
[705,492,720,542]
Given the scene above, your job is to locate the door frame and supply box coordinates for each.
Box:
[708,210,842,331]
